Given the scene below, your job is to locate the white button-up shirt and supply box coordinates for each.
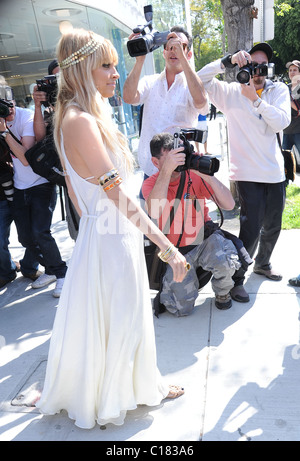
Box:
[136,69,208,177]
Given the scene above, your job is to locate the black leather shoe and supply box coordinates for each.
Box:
[21,270,43,281]
[230,285,250,303]
[0,273,17,288]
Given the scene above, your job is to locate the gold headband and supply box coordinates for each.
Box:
[59,38,101,69]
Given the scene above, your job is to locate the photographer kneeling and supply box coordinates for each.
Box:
[142,132,242,315]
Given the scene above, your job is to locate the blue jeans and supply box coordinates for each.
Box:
[0,199,17,280]
[282,132,300,153]
[12,183,67,278]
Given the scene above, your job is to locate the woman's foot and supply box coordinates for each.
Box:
[166,385,185,399]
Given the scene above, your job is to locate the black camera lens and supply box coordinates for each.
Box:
[0,101,11,118]
[190,155,220,176]
[236,68,251,84]
[127,38,148,57]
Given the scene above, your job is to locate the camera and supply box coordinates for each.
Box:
[36,74,58,107]
[127,4,169,57]
[173,129,219,176]
[236,62,275,84]
[0,85,14,118]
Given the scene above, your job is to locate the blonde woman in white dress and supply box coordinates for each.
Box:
[36,28,187,429]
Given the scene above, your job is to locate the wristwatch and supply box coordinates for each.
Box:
[0,129,9,139]
[253,97,262,108]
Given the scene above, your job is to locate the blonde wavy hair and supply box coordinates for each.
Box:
[54,28,134,173]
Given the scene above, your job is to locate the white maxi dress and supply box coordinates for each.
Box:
[36,135,168,429]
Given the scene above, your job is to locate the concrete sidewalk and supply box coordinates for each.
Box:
[1,119,300,441]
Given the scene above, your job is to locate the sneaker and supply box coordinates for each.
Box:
[53,278,65,298]
[32,273,56,289]
[230,285,250,303]
[215,293,232,310]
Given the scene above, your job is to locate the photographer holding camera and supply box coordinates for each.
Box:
[0,77,67,297]
[142,132,242,315]
[198,43,291,303]
[123,25,207,179]
[33,59,59,142]
[32,60,80,242]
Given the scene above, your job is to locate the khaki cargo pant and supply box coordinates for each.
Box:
[160,231,241,316]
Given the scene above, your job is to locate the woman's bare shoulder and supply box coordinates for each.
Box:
[62,106,96,133]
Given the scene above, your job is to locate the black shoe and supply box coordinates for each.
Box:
[230,285,250,303]
[215,293,232,310]
[21,270,43,281]
[0,273,17,289]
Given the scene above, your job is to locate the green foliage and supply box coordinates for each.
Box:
[282,184,300,229]
[190,0,224,70]
[269,0,300,75]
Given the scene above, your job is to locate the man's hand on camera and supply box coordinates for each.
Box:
[128,33,147,62]
[160,147,185,177]
[231,50,251,68]
[33,85,47,108]
[165,32,187,61]
[0,117,7,132]
[241,77,258,102]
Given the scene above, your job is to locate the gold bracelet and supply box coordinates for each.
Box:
[158,245,173,261]
[98,168,118,186]
[103,176,123,192]
[158,244,178,263]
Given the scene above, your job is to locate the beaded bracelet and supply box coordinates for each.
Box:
[103,176,123,192]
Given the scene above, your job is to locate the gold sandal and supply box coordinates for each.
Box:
[166,385,185,399]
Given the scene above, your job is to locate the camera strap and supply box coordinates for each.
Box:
[200,177,224,229]
[7,127,22,144]
[166,171,186,235]
[175,171,225,248]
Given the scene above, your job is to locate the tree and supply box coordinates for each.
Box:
[220,0,257,82]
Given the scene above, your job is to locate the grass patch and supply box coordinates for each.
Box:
[282,184,300,229]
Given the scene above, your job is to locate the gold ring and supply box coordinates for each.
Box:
[185,262,191,271]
